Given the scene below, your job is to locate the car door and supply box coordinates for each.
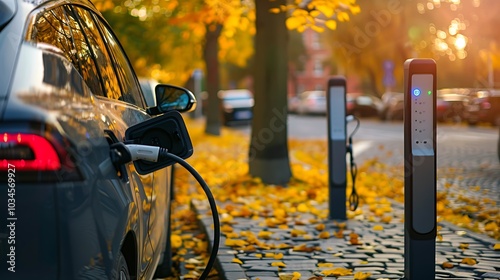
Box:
[90,10,170,274]
[23,3,154,278]
[68,6,160,276]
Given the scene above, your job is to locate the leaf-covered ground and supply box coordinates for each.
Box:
[164,119,499,279]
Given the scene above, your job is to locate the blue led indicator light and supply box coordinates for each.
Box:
[413,88,421,96]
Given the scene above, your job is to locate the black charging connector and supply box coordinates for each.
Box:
[346,116,360,211]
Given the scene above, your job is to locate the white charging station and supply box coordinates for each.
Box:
[403,59,437,280]
[327,76,347,220]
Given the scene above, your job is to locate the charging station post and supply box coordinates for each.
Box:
[327,76,347,220]
[403,58,437,279]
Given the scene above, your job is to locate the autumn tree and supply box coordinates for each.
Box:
[249,0,359,185]
[95,0,255,136]
[324,0,500,93]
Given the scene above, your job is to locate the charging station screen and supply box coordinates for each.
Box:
[328,86,346,140]
[410,74,434,156]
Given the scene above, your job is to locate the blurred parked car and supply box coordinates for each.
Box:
[219,89,254,125]
[379,92,404,121]
[288,90,327,115]
[436,88,471,123]
[0,0,195,279]
[346,93,384,118]
[463,89,500,126]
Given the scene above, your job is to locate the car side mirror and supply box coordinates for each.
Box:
[147,84,196,115]
[125,110,193,174]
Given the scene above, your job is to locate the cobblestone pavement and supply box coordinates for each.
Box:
[194,200,499,280]
[191,137,499,280]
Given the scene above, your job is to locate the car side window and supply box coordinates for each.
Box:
[96,19,145,108]
[71,6,122,101]
[31,6,104,97]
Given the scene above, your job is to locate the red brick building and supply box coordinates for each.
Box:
[288,29,332,97]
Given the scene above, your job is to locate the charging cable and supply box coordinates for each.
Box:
[346,115,360,211]
[109,143,220,280]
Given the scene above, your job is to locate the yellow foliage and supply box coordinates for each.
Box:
[265,252,275,258]
[225,239,247,247]
[271,261,286,268]
[322,267,352,277]
[279,271,301,280]
[442,262,454,268]
[291,229,307,237]
[373,225,384,231]
[286,17,306,30]
[171,234,183,248]
[354,271,372,279]
[315,223,326,231]
[337,11,350,22]
[274,253,284,260]
[221,224,234,233]
[316,5,334,17]
[461,258,477,265]
[297,203,309,213]
[485,222,498,232]
[319,231,330,239]
[258,231,274,240]
[494,243,500,250]
[274,208,287,219]
[325,20,337,30]
[232,258,243,265]
[269,8,281,14]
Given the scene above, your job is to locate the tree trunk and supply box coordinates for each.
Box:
[249,0,292,185]
[204,23,223,135]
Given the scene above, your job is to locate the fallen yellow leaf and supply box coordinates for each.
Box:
[322,267,352,276]
[318,231,330,239]
[442,262,454,268]
[232,258,243,265]
[373,225,384,231]
[354,271,372,279]
[271,261,286,267]
[171,234,182,248]
[274,253,284,260]
[461,258,477,265]
[315,223,325,231]
[258,230,274,239]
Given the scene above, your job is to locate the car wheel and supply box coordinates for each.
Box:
[117,252,130,280]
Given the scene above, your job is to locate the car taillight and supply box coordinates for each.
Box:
[0,133,61,171]
[481,101,491,110]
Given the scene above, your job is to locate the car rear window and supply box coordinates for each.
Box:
[0,0,16,31]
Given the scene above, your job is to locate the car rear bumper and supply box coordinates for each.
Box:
[0,182,59,279]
